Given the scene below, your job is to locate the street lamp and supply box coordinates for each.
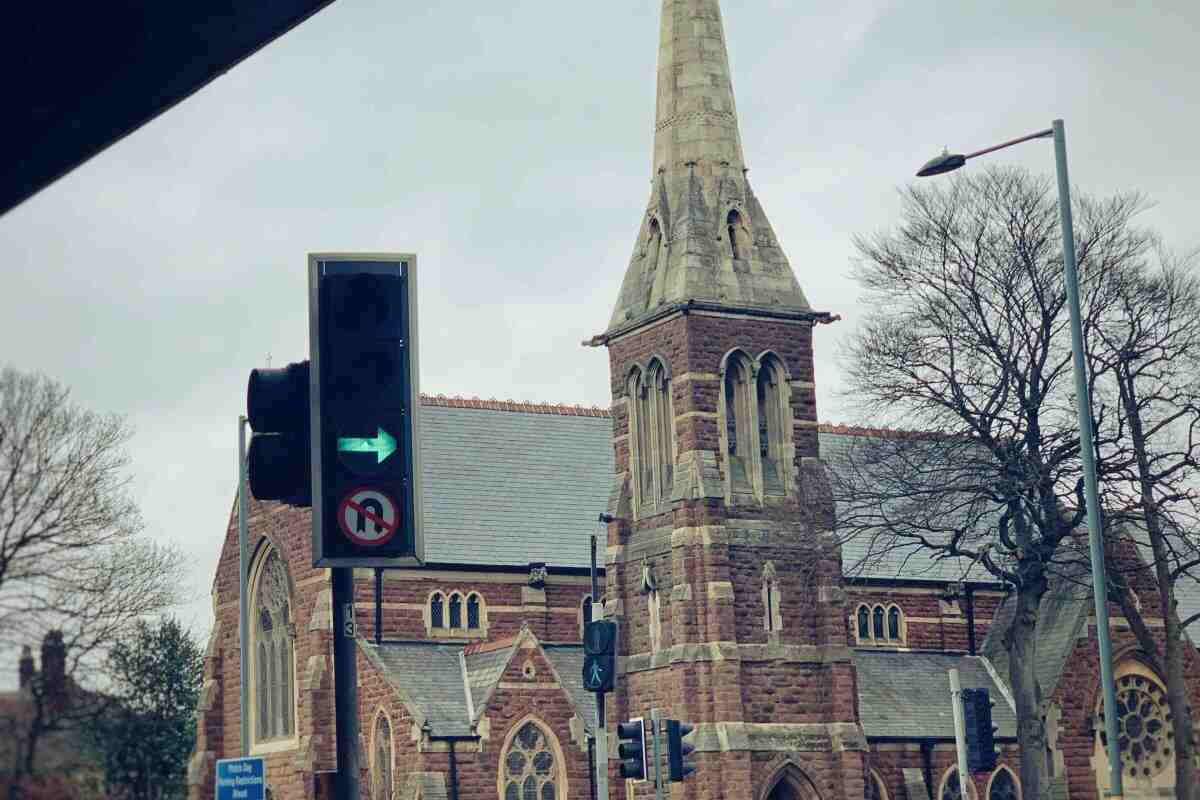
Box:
[916,119,1124,799]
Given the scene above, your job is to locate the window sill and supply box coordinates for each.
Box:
[250,737,300,756]
[427,627,488,639]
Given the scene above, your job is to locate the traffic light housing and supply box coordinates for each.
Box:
[962,687,998,773]
[309,254,424,567]
[246,361,311,507]
[581,620,616,693]
[666,719,696,781]
[617,718,647,781]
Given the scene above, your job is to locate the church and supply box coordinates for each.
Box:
[187,1,1200,799]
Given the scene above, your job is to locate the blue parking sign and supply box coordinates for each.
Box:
[215,757,265,800]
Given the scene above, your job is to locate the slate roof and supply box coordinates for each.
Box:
[418,400,612,568]
[854,650,1018,740]
[820,431,1003,585]
[980,562,1092,703]
[359,635,596,737]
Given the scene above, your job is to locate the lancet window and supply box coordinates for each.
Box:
[627,359,675,515]
[756,354,788,495]
[722,351,755,493]
[371,712,394,800]
[427,590,486,637]
[727,209,751,261]
[251,545,295,744]
[853,603,905,646]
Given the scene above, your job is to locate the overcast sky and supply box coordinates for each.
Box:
[1,0,1197,663]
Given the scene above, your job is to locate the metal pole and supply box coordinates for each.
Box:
[1053,117,1123,798]
[591,530,609,800]
[237,416,250,756]
[650,708,665,800]
[949,669,971,798]
[332,567,361,799]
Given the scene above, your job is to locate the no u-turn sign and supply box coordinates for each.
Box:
[336,486,399,547]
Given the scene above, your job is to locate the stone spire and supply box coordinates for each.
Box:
[607,0,810,331]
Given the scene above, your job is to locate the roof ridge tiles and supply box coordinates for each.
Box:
[463,636,518,655]
[420,393,610,418]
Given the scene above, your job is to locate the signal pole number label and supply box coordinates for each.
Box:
[337,487,399,546]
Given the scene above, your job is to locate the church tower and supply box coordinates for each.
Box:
[590,2,866,798]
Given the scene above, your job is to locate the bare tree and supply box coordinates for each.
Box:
[0,366,185,796]
[833,165,1155,798]
[1087,254,1200,798]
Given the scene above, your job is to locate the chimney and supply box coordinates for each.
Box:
[40,630,66,711]
[18,646,34,690]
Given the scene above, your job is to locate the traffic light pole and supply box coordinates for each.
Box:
[590,531,608,800]
[332,567,361,799]
[650,709,664,800]
[949,669,970,797]
[238,415,250,756]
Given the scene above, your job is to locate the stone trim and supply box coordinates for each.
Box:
[690,721,866,753]
[621,641,854,673]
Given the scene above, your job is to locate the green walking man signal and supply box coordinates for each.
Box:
[581,620,616,693]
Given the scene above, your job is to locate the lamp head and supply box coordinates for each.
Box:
[916,151,967,177]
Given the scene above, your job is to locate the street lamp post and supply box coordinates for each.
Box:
[916,119,1124,799]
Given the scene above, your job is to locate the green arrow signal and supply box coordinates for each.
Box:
[337,428,397,464]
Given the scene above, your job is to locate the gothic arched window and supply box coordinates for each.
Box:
[856,606,871,641]
[644,218,664,307]
[939,766,965,800]
[722,352,754,493]
[449,593,463,629]
[627,367,653,510]
[467,594,481,630]
[727,209,750,260]
[987,767,1019,800]
[646,358,675,505]
[873,606,885,640]
[647,590,663,653]
[371,713,394,800]
[500,720,563,800]
[762,562,781,633]
[887,605,902,641]
[251,546,295,744]
[866,769,889,800]
[430,593,444,629]
[756,354,788,495]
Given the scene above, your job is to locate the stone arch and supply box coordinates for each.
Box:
[248,538,297,746]
[726,208,752,261]
[719,348,756,496]
[754,351,791,496]
[645,356,675,507]
[496,715,569,800]
[761,762,821,800]
[626,364,653,512]
[867,768,889,800]
[1092,656,1175,796]
[644,216,665,307]
[370,706,396,800]
[985,764,1020,800]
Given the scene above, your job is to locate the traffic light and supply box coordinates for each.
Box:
[246,361,311,506]
[309,254,423,567]
[617,718,647,781]
[666,719,696,781]
[581,620,616,693]
[962,687,998,773]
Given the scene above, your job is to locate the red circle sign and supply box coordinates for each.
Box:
[337,487,399,547]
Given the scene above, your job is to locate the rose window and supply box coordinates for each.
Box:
[502,722,559,800]
[1098,673,1173,779]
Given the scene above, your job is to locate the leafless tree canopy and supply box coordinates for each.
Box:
[0,365,186,786]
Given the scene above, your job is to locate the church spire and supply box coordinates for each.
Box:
[606,0,810,332]
[651,0,744,178]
